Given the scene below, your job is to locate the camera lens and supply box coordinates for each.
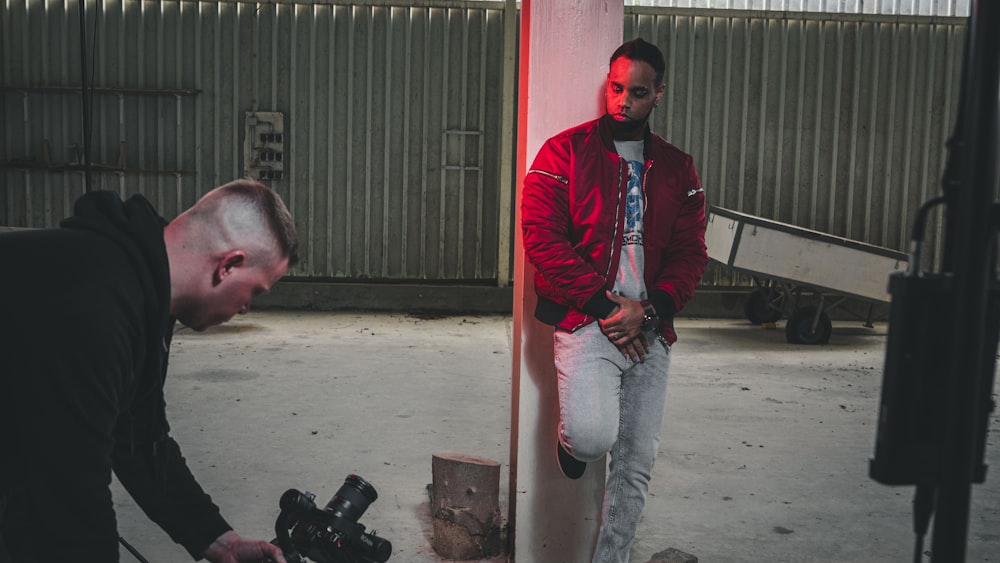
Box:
[357,533,393,563]
[324,474,378,523]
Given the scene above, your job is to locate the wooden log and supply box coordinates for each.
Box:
[431,453,503,559]
[648,547,699,563]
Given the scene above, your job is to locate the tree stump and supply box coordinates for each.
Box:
[648,547,698,563]
[431,453,503,559]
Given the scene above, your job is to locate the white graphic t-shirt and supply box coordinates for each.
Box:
[612,139,647,302]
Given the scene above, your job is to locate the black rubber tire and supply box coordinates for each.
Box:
[785,307,832,345]
[744,289,783,325]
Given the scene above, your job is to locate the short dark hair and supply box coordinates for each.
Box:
[216,179,301,267]
[610,37,666,86]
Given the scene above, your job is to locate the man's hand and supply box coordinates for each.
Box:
[599,290,650,362]
[202,530,287,563]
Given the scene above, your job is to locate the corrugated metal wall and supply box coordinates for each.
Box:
[625,9,966,282]
[1,1,969,286]
[624,0,970,18]
[0,0,507,281]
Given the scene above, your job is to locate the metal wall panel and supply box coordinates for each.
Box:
[623,0,970,18]
[625,9,966,284]
[2,2,970,288]
[1,0,507,281]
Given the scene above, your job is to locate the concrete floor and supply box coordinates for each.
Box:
[113,311,1000,563]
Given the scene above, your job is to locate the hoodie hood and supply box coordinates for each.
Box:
[61,190,171,315]
[61,191,174,447]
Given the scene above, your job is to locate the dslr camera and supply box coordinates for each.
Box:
[273,474,392,563]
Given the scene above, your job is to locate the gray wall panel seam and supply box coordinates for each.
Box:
[308,2,318,271]
[476,8,487,278]
[700,15,714,205]
[900,22,917,248]
[846,19,861,237]
[881,22,899,248]
[719,16,731,207]
[401,6,413,277]
[791,19,805,223]
[774,17,788,218]
[381,5,393,277]
[809,19,825,228]
[737,17,750,213]
[827,20,843,232]
[754,17,770,215]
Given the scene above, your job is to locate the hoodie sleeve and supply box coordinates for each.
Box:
[112,432,233,559]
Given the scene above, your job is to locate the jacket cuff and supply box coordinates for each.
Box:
[647,291,677,320]
[581,288,617,319]
[185,516,233,560]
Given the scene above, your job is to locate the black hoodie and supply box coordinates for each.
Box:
[0,191,231,561]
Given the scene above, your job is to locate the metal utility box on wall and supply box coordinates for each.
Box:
[243,112,284,181]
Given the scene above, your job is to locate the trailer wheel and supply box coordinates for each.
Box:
[785,307,832,345]
[744,289,783,325]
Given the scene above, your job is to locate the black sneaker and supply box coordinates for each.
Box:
[557,442,586,479]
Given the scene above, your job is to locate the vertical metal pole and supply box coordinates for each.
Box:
[496,0,517,288]
[932,0,1000,560]
[78,0,93,192]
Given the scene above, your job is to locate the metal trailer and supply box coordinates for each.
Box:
[705,205,909,344]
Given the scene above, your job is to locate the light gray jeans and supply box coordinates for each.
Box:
[554,321,672,563]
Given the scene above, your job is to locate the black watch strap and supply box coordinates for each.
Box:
[641,300,659,331]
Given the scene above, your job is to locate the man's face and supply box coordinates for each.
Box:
[181,255,289,331]
[605,56,664,140]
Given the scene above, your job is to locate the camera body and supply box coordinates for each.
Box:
[274,475,392,563]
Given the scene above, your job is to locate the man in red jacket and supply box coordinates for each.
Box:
[521,38,708,562]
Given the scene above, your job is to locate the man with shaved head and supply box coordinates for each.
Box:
[0,180,299,562]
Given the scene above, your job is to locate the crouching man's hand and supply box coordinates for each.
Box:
[202,530,286,563]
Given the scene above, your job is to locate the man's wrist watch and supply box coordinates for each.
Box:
[640,300,659,332]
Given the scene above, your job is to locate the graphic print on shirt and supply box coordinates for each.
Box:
[624,159,645,246]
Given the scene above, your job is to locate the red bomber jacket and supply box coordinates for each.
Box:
[521,114,708,344]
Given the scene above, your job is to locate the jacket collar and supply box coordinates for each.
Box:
[597,113,653,156]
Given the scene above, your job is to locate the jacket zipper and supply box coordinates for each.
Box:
[571,158,625,332]
[606,158,623,283]
[527,169,568,184]
[642,159,653,232]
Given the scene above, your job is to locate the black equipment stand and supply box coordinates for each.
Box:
[870,1,1000,562]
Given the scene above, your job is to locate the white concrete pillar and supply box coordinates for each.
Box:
[508,1,623,561]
